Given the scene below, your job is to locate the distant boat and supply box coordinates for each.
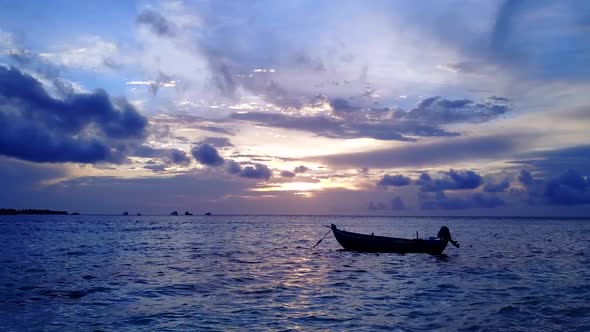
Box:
[184,211,193,216]
[122,212,129,216]
[204,212,212,216]
[136,213,141,216]
[171,211,178,216]
[331,224,459,254]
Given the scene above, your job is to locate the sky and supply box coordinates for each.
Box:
[1,0,590,216]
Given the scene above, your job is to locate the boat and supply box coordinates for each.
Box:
[330,224,459,254]
[170,211,178,216]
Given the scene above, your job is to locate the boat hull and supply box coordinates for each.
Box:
[331,224,448,254]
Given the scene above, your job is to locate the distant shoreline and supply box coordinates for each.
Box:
[0,209,69,215]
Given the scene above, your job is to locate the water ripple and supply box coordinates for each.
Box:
[0,215,589,330]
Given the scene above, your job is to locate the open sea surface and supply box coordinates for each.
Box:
[0,215,589,331]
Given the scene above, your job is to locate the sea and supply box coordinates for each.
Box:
[0,215,588,331]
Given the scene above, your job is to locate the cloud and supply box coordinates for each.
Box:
[198,137,234,148]
[238,163,272,180]
[226,159,242,174]
[483,180,510,192]
[490,0,590,80]
[191,143,224,166]
[377,174,411,187]
[519,170,534,187]
[280,170,296,178]
[511,145,590,177]
[544,169,590,205]
[313,135,519,169]
[168,149,191,165]
[417,169,482,192]
[0,66,148,164]
[220,158,273,181]
[368,201,386,211]
[143,163,168,173]
[293,165,309,173]
[230,95,510,142]
[137,9,176,37]
[403,96,508,124]
[391,196,406,210]
[420,191,504,210]
[330,98,359,116]
[135,146,191,165]
[231,111,446,142]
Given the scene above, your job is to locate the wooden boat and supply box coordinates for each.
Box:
[331,224,459,254]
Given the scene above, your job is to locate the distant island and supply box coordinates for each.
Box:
[0,208,69,215]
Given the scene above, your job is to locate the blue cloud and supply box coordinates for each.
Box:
[136,9,175,37]
[0,66,148,163]
[368,201,386,211]
[404,96,508,124]
[135,146,190,165]
[544,169,590,205]
[280,170,296,178]
[483,180,510,192]
[420,192,504,210]
[191,143,224,167]
[226,160,242,174]
[294,165,310,174]
[198,137,234,148]
[519,170,534,187]
[238,163,272,180]
[391,197,406,210]
[377,174,411,187]
[417,169,482,192]
[231,96,508,142]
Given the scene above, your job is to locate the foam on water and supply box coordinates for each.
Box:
[0,215,589,331]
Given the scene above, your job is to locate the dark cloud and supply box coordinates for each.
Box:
[391,197,406,210]
[136,9,175,37]
[226,160,242,174]
[313,135,519,169]
[368,201,386,211]
[403,96,508,124]
[483,180,510,192]
[238,163,272,180]
[281,170,296,178]
[519,170,534,187]
[544,169,590,205]
[231,112,447,142]
[417,169,482,192]
[143,163,167,173]
[134,146,190,165]
[511,145,590,177]
[420,192,504,210]
[330,98,359,116]
[208,57,238,99]
[154,114,236,136]
[294,165,310,174]
[198,137,234,148]
[191,144,224,166]
[230,96,508,141]
[377,174,411,187]
[0,66,148,163]
[168,149,191,165]
[490,1,590,80]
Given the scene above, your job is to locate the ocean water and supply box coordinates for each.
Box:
[0,215,588,331]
